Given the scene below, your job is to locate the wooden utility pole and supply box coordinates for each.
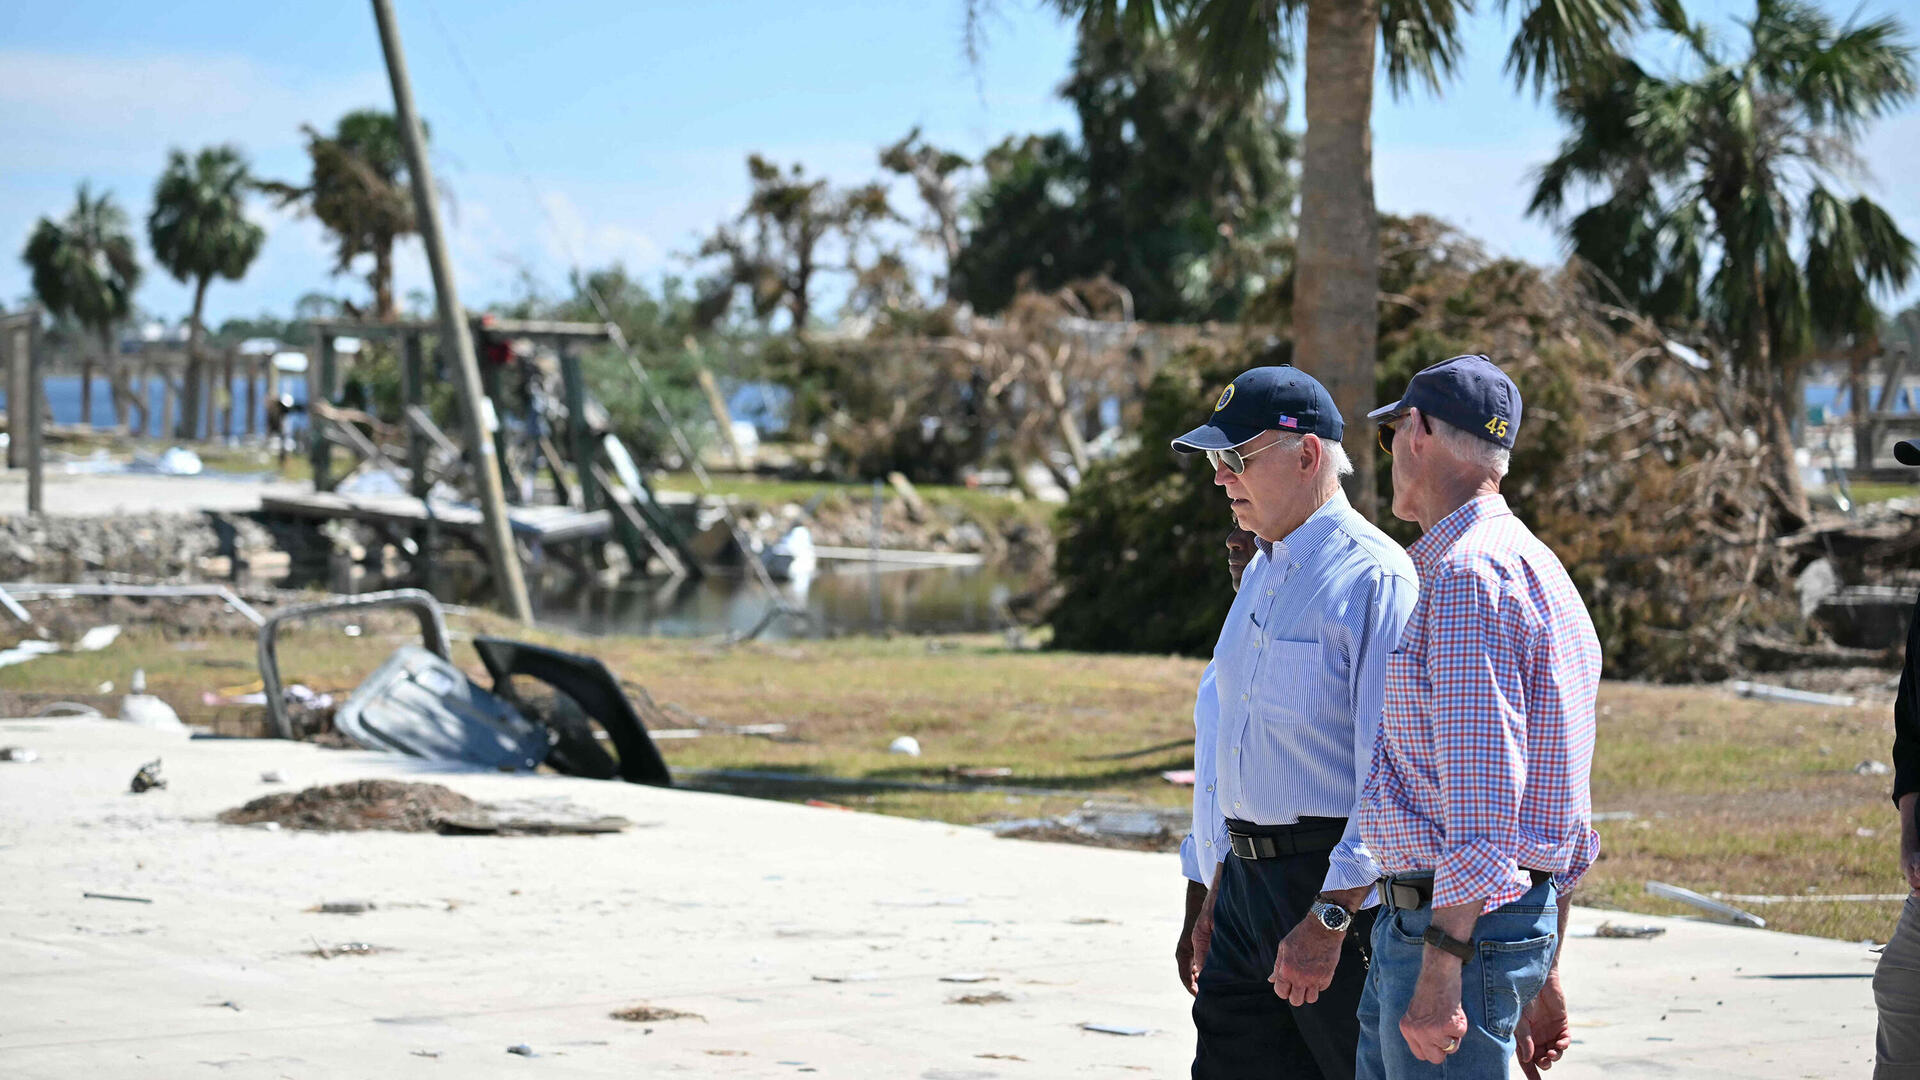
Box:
[370,0,533,624]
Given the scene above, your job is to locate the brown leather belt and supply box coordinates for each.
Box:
[1379,869,1553,911]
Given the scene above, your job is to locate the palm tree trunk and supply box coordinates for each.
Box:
[374,246,396,321]
[1298,0,1380,518]
[80,355,94,428]
[178,277,210,440]
[99,328,128,433]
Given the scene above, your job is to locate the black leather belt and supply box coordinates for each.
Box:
[1378,869,1553,911]
[1225,817,1347,860]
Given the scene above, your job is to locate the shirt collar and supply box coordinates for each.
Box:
[1408,493,1511,569]
[1256,489,1352,569]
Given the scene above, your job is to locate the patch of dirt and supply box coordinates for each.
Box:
[610,1005,705,1023]
[949,991,1012,1005]
[218,780,481,832]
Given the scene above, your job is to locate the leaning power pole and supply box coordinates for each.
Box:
[369,0,533,624]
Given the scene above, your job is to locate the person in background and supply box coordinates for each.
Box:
[1874,437,1920,1079]
[1172,364,1418,1080]
[1356,355,1600,1078]
[1178,526,1259,993]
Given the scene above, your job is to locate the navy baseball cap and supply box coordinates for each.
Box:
[1367,354,1522,450]
[1170,365,1344,453]
[1897,439,1920,466]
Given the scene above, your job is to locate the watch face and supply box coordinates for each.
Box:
[1316,902,1350,931]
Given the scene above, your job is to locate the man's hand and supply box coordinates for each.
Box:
[1904,848,1920,895]
[1399,955,1469,1064]
[1270,917,1343,1006]
[1177,879,1208,995]
[1902,794,1920,895]
[1189,898,1216,995]
[1514,969,1570,1074]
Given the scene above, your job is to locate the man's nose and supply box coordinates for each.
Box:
[1214,462,1235,487]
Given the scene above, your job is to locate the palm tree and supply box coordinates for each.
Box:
[22,184,143,431]
[1530,0,1916,525]
[149,145,266,439]
[262,110,417,321]
[972,0,1642,515]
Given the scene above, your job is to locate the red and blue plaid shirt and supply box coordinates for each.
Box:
[1359,494,1602,912]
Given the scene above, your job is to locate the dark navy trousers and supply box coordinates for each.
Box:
[1192,846,1374,1080]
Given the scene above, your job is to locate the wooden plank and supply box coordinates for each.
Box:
[259,492,611,544]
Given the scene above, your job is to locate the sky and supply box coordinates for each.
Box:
[3,0,1917,329]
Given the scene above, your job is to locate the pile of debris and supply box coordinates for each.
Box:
[219,779,481,833]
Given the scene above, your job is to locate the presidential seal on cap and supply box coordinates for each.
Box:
[1171,365,1344,453]
[1368,354,1522,449]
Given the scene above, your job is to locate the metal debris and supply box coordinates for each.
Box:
[1082,1022,1151,1036]
[506,1044,535,1057]
[1730,681,1858,708]
[129,758,166,793]
[1645,881,1766,929]
[82,892,153,904]
[0,746,39,763]
[1594,923,1667,939]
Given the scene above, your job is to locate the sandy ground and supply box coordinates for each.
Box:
[0,469,307,517]
[0,718,1884,1079]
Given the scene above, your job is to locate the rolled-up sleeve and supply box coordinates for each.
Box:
[1183,663,1227,885]
[1323,571,1418,896]
[1426,569,1534,911]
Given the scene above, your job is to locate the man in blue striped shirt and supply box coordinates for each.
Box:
[1173,365,1419,1080]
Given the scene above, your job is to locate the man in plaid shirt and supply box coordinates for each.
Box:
[1356,355,1602,1078]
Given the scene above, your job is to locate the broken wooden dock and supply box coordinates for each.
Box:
[260,491,612,546]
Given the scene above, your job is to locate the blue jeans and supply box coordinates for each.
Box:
[1356,880,1558,1080]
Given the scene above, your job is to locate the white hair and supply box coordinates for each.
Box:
[1427,416,1511,480]
[1270,432,1354,484]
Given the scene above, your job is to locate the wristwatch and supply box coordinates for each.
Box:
[1309,898,1353,933]
[1422,925,1475,962]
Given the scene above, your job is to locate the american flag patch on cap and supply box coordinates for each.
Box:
[1277,415,1298,428]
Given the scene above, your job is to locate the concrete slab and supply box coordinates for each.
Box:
[0,719,1882,1078]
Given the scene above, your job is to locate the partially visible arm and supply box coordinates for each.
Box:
[1322,571,1417,896]
[1901,792,1919,894]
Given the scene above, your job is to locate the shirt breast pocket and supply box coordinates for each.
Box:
[1253,638,1328,725]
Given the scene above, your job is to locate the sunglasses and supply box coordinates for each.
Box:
[1206,436,1290,476]
[1376,411,1430,456]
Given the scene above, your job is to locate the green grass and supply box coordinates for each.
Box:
[1839,481,1920,506]
[6,619,1907,942]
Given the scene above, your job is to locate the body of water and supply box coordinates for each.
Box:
[0,374,310,438]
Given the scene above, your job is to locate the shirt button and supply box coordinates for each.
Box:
[1234,801,1242,808]
[1232,747,1239,754]
[1205,784,1213,792]
[1266,589,1274,596]
[1240,692,1248,701]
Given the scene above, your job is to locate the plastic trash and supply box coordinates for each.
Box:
[120,670,185,732]
[889,735,922,756]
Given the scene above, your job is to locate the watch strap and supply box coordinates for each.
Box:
[1422,925,1475,962]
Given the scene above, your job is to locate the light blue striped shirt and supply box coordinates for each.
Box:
[1179,660,1230,884]
[1213,490,1418,895]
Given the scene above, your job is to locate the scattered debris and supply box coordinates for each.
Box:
[0,746,39,763]
[1595,923,1667,939]
[1856,760,1894,777]
[803,799,854,811]
[82,892,153,904]
[74,625,122,652]
[311,901,375,915]
[940,973,994,983]
[610,1004,706,1023]
[950,991,1012,1005]
[129,758,166,793]
[260,770,285,784]
[410,1051,441,1059]
[650,722,789,741]
[977,1053,1027,1061]
[119,671,184,733]
[1730,681,1858,708]
[506,1044,535,1057]
[222,780,480,833]
[308,940,391,959]
[436,810,631,836]
[331,646,548,772]
[1645,881,1766,929]
[810,973,879,983]
[212,1000,243,1012]
[0,640,59,670]
[1082,1022,1151,1036]
[889,735,922,757]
